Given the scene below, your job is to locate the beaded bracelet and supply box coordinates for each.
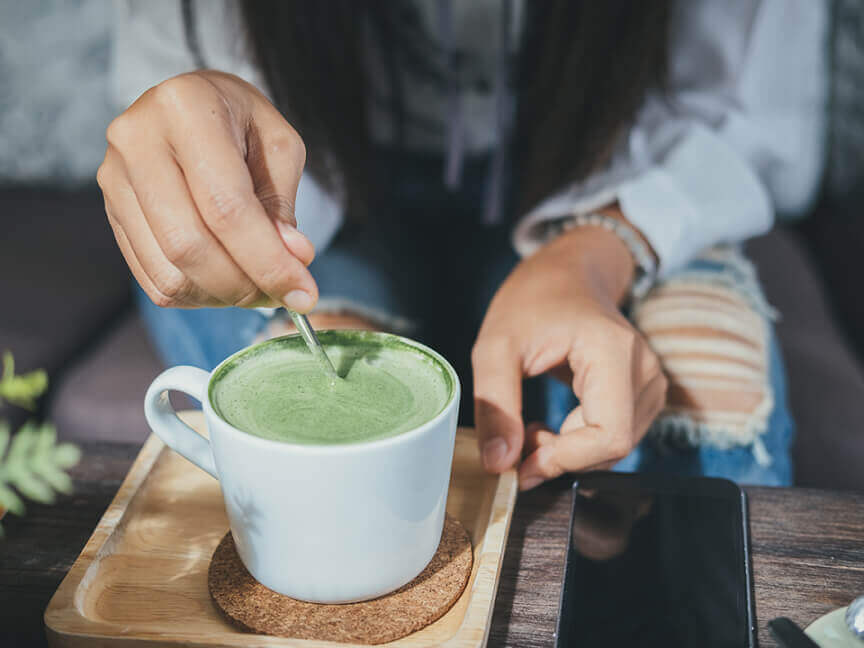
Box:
[543,211,658,301]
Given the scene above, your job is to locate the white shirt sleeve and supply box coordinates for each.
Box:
[108,0,344,254]
[512,0,829,276]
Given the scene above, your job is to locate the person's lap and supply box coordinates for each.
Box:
[543,334,793,485]
[138,150,794,487]
[543,246,794,486]
[138,230,794,487]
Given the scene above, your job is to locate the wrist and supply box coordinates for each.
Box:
[545,224,636,306]
[594,203,658,266]
[541,203,657,305]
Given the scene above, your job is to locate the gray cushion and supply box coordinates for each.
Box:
[0,188,130,370]
[50,312,163,444]
[748,228,864,491]
[0,187,131,425]
[800,211,864,365]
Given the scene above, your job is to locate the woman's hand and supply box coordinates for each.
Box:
[472,220,667,490]
[97,70,317,312]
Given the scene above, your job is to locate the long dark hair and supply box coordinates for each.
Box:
[235,1,671,219]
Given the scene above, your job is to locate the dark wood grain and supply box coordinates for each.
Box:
[490,478,571,648]
[748,487,864,642]
[2,443,862,647]
[0,442,138,647]
[490,478,864,647]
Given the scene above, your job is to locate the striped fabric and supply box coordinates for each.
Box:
[633,246,773,451]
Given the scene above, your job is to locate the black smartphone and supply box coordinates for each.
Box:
[555,472,755,648]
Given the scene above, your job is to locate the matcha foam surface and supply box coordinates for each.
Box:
[211,332,453,445]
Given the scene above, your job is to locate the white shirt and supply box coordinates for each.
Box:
[110,0,828,276]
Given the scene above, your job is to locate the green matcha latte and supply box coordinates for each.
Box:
[210,331,454,445]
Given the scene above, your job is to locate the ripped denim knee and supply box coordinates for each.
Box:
[632,244,779,465]
[542,243,795,485]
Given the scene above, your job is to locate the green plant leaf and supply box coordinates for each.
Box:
[0,419,81,520]
[0,353,81,539]
[0,484,25,516]
[13,471,55,504]
[0,351,48,410]
[30,426,76,495]
[34,464,73,494]
[6,421,37,467]
[34,423,57,454]
[52,443,82,469]
[0,421,9,460]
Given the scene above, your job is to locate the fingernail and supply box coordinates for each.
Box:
[276,220,311,245]
[520,475,544,491]
[482,437,508,471]
[283,290,313,313]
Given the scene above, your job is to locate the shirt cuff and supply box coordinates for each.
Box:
[512,125,773,276]
[619,126,772,275]
[512,184,622,258]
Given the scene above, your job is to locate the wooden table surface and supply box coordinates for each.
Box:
[1,441,862,647]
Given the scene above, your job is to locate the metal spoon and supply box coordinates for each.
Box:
[846,594,864,639]
[287,310,339,382]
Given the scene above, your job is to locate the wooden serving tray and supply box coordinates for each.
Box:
[45,412,518,647]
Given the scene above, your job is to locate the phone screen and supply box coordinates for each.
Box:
[556,472,754,648]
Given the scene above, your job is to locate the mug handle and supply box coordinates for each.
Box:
[144,366,217,478]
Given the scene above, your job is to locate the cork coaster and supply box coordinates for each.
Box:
[208,515,473,645]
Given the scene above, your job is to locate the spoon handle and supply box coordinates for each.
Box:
[287,310,339,381]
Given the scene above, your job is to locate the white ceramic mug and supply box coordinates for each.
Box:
[144,332,460,603]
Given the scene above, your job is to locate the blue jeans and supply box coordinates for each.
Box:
[543,334,794,486]
[138,243,795,488]
[138,152,794,487]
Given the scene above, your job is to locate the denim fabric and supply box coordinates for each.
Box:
[140,238,795,488]
[543,334,794,487]
[137,288,268,370]
[541,245,795,486]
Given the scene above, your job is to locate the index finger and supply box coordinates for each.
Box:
[518,345,636,487]
[471,337,525,473]
[169,109,318,312]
